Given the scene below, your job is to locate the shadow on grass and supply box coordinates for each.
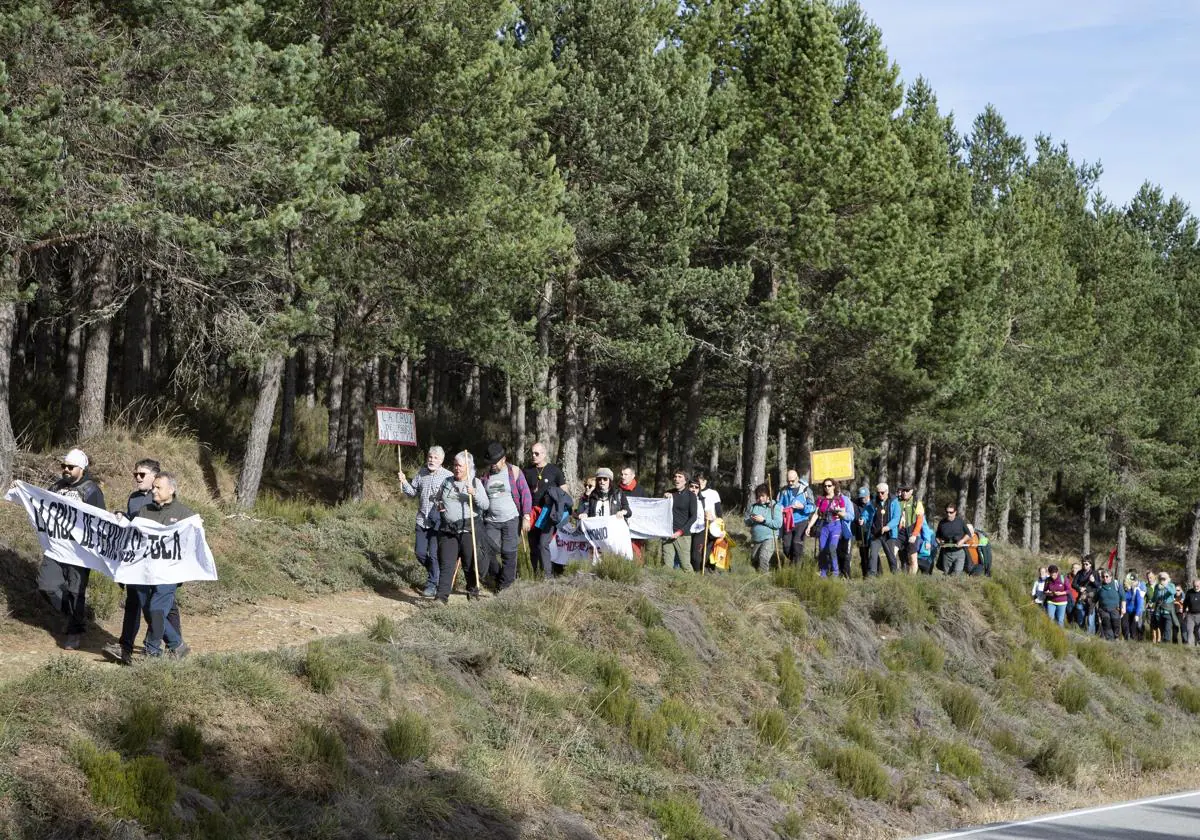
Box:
[0,547,121,654]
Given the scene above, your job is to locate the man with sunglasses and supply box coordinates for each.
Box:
[1094,569,1122,641]
[37,448,105,649]
[934,504,974,575]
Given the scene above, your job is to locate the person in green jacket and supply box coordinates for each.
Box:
[744,484,783,574]
[1094,570,1122,641]
[1150,571,1176,643]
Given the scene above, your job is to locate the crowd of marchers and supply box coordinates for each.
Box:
[398,444,996,605]
[1035,561,1200,645]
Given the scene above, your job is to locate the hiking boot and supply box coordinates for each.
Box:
[102,642,135,666]
[466,588,481,602]
[63,634,82,651]
[168,642,191,661]
[421,582,437,599]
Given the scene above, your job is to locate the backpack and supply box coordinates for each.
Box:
[915,521,936,558]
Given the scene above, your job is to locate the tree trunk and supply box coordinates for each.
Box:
[654,386,670,493]
[798,406,817,481]
[956,460,971,518]
[1185,501,1200,584]
[915,437,932,507]
[274,351,297,467]
[302,348,317,408]
[120,284,147,406]
[342,360,367,501]
[1082,493,1092,557]
[398,354,410,407]
[998,493,1012,544]
[0,264,18,488]
[77,249,114,439]
[973,444,990,531]
[709,440,719,476]
[1031,496,1041,554]
[1022,489,1033,551]
[327,348,345,455]
[465,363,481,415]
[902,441,918,487]
[776,425,788,488]
[422,356,435,417]
[515,392,528,464]
[876,436,890,486]
[1099,496,1107,524]
[55,250,84,441]
[1116,511,1128,584]
[545,370,559,457]
[680,352,705,474]
[559,339,581,489]
[927,452,938,512]
[742,367,772,506]
[235,354,284,510]
[734,429,744,489]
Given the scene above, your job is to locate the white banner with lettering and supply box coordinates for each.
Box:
[549,515,634,564]
[626,496,674,539]
[5,481,219,585]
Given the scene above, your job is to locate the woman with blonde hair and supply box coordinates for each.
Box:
[433,451,490,603]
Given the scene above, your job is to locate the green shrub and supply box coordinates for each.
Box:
[595,554,641,584]
[981,580,1018,625]
[980,771,1015,802]
[1136,745,1172,773]
[774,648,805,711]
[1030,741,1077,783]
[883,633,945,674]
[653,795,723,840]
[867,576,934,628]
[839,716,877,752]
[993,647,1035,698]
[383,712,433,762]
[776,811,806,840]
[773,566,847,619]
[988,728,1027,758]
[304,642,337,694]
[172,721,204,762]
[1146,710,1164,728]
[117,700,165,754]
[630,711,669,755]
[1099,729,1126,764]
[1144,667,1166,703]
[1075,640,1136,687]
[72,740,177,833]
[1173,684,1200,715]
[816,744,892,800]
[778,604,808,637]
[646,626,689,668]
[844,670,907,720]
[935,740,982,779]
[940,684,982,732]
[295,723,346,774]
[1023,608,1069,659]
[1054,674,1090,714]
[659,697,703,736]
[633,595,663,628]
[751,708,788,747]
[594,656,637,726]
[366,614,397,643]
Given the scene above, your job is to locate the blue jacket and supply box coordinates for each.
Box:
[862,496,902,540]
[1122,584,1144,618]
[776,486,814,527]
[745,501,783,543]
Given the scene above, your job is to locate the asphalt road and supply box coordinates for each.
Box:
[913,790,1200,839]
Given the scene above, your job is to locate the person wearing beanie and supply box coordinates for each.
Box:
[38,448,105,650]
[479,442,532,594]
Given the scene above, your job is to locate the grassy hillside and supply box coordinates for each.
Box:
[2,553,1200,839]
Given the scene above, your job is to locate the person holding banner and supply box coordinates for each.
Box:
[434,451,489,603]
[618,466,648,562]
[121,473,193,661]
[662,470,697,571]
[579,468,631,520]
[37,448,105,650]
[399,446,453,598]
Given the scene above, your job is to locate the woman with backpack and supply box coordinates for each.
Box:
[805,478,846,578]
[433,451,490,604]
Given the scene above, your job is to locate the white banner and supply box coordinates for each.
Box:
[375,406,417,445]
[549,515,634,565]
[5,481,219,585]
[626,497,674,539]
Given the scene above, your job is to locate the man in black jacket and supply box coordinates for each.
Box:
[663,470,697,571]
[1182,579,1200,645]
[124,472,193,661]
[38,448,105,650]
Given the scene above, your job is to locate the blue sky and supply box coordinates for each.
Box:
[861,0,1199,212]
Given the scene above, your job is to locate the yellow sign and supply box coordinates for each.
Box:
[810,448,855,483]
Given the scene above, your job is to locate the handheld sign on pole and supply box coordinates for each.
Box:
[376,405,418,474]
[809,447,855,483]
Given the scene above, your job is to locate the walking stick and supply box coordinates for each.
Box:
[467,483,480,594]
[767,475,783,570]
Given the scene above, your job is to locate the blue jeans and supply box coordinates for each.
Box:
[1045,601,1067,626]
[415,526,439,586]
[130,584,182,655]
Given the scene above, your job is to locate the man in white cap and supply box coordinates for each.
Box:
[863,482,901,577]
[38,448,105,649]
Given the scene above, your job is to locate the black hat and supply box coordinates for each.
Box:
[484,442,506,466]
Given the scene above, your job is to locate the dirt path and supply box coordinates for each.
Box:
[0,589,421,679]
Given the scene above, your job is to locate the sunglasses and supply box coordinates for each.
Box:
[133,471,149,478]
[60,464,76,470]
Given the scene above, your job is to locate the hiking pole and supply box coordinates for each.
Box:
[468,483,480,597]
[767,474,783,570]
